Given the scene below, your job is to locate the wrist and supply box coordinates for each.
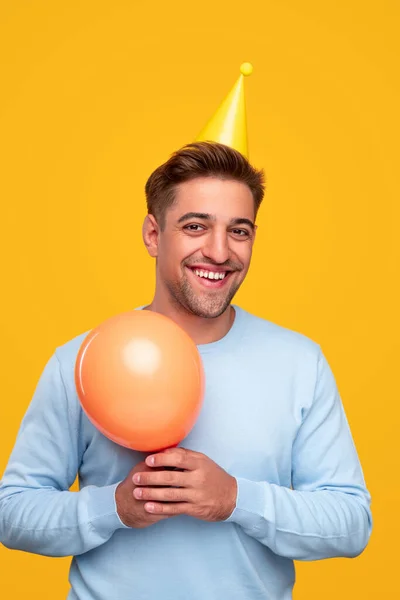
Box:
[115,481,131,528]
[224,477,270,529]
[221,475,238,521]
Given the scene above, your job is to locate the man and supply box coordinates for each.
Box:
[0,142,371,600]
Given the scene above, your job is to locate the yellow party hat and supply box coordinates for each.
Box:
[196,62,253,158]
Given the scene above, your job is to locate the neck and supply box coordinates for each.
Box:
[144,293,235,345]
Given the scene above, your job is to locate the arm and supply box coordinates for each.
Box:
[226,349,372,560]
[130,349,372,562]
[0,353,128,557]
[110,349,372,562]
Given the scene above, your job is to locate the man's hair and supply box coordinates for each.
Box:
[145,141,265,229]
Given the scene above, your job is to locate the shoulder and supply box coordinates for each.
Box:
[53,330,91,393]
[236,305,321,362]
[55,330,90,363]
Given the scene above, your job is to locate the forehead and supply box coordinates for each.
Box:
[169,177,255,222]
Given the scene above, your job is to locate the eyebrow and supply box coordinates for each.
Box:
[177,212,255,231]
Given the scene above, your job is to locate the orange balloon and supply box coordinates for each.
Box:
[75,310,204,452]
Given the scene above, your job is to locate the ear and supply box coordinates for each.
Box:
[142,214,160,258]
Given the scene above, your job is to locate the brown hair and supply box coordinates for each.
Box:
[145,141,265,229]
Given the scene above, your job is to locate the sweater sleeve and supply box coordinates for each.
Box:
[0,353,129,557]
[225,349,372,561]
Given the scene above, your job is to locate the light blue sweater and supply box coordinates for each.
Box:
[0,306,372,600]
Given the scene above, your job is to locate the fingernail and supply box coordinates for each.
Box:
[146,456,155,466]
[134,488,143,498]
[133,474,140,484]
[146,503,155,512]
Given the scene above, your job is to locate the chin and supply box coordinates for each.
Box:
[167,278,237,319]
[186,296,233,319]
[191,308,225,319]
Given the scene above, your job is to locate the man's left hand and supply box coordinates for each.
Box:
[132,448,237,522]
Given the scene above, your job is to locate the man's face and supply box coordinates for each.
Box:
[154,177,257,319]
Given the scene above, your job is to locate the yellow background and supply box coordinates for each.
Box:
[0,1,398,597]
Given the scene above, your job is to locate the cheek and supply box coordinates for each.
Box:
[234,243,253,268]
[169,236,200,265]
[158,238,192,275]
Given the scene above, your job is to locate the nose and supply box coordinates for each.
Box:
[202,229,230,264]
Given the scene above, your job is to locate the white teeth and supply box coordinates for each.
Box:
[193,269,227,280]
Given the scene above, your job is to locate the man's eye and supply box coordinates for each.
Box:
[185,224,204,232]
[232,229,250,237]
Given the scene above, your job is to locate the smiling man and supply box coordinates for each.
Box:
[0,141,372,600]
[142,144,261,328]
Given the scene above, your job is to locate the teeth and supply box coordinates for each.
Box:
[194,269,226,280]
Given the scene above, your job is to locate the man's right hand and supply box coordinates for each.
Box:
[115,461,170,528]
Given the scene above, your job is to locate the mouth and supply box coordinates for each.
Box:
[186,266,234,289]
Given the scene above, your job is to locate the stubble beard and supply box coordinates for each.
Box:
[165,270,242,319]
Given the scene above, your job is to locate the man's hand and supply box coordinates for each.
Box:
[115,461,171,528]
[132,448,237,522]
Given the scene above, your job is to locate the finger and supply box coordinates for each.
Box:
[144,502,195,517]
[133,486,193,503]
[132,469,190,488]
[146,448,199,471]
